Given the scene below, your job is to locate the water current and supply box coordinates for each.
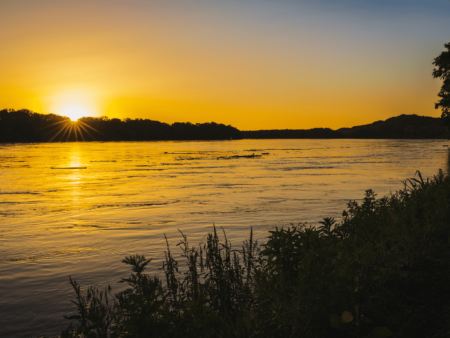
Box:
[1,139,449,337]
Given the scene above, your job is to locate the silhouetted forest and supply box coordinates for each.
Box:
[337,114,449,139]
[241,128,342,139]
[243,114,448,139]
[0,109,242,142]
[0,109,448,143]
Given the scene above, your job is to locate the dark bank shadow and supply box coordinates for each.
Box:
[447,148,450,175]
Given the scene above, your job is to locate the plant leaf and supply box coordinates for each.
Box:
[341,310,354,323]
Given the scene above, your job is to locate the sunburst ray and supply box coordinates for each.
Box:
[59,123,73,142]
[48,121,72,142]
[78,120,103,135]
[65,123,75,142]
[77,122,96,140]
[76,124,85,141]
[41,115,103,142]
[43,116,102,142]
[42,120,70,138]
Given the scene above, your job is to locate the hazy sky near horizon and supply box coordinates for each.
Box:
[1,0,449,129]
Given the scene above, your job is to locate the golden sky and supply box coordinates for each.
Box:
[1,0,449,129]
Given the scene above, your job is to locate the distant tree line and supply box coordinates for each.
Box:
[241,128,342,139]
[0,109,242,142]
[78,116,242,141]
[242,114,448,139]
[337,114,448,139]
[0,109,447,143]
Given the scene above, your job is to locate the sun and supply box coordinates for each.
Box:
[61,106,89,121]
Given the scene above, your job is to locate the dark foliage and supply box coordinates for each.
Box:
[0,109,68,143]
[241,128,343,139]
[61,170,450,337]
[0,109,242,142]
[1,109,448,143]
[242,115,448,139]
[433,42,450,131]
[337,114,448,139]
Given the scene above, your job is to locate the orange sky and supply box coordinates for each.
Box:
[0,0,448,130]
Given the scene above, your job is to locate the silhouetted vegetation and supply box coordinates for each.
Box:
[0,109,68,143]
[337,114,448,139]
[241,128,342,139]
[0,109,242,142]
[243,115,448,139]
[61,170,450,337]
[433,41,450,131]
[0,109,448,143]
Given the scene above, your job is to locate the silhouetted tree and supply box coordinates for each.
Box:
[337,114,448,139]
[241,128,343,139]
[433,42,450,132]
[1,109,448,143]
[0,109,242,142]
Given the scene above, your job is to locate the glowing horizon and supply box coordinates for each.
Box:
[1,0,449,130]
[59,107,90,121]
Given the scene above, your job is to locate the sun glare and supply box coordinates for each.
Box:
[61,106,89,121]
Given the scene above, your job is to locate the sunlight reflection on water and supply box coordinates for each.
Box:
[0,139,448,337]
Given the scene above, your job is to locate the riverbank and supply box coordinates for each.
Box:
[61,169,450,338]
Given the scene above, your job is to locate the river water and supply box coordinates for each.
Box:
[0,139,449,337]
